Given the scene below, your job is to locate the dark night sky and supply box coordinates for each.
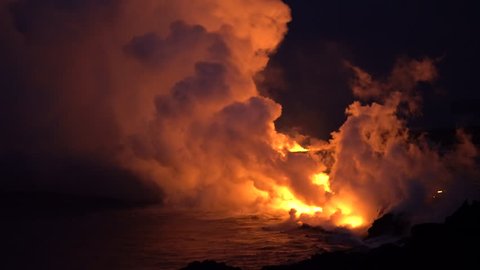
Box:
[263,0,480,139]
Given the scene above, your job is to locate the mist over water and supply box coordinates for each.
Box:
[4,206,358,270]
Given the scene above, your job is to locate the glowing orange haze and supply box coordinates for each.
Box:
[11,0,474,231]
[110,0,374,230]
[268,135,365,228]
[112,0,477,232]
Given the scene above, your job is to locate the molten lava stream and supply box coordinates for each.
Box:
[264,171,365,230]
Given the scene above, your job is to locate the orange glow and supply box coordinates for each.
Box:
[311,172,332,192]
[257,157,367,229]
[334,202,353,215]
[260,138,368,229]
[339,215,364,228]
[270,186,322,216]
[272,134,309,156]
[16,0,465,239]
[265,182,366,228]
[288,142,309,153]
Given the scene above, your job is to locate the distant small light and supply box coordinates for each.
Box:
[437,190,443,194]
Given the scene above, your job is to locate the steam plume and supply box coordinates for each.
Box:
[0,0,478,230]
[323,59,479,226]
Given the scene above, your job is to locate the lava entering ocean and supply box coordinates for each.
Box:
[264,136,366,229]
[108,0,480,231]
[2,0,478,232]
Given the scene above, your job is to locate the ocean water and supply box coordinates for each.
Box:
[4,206,360,270]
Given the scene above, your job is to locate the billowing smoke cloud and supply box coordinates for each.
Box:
[0,0,478,230]
[321,59,479,226]
[0,0,294,207]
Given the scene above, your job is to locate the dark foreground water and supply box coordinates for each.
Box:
[3,206,359,270]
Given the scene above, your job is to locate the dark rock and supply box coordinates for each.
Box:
[181,260,241,270]
[262,200,480,270]
[366,212,410,239]
[445,200,480,231]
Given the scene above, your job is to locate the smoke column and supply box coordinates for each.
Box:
[0,0,478,229]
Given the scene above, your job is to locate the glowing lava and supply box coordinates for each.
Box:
[266,179,365,228]
[259,142,366,229]
[270,186,323,215]
[288,142,309,153]
[311,172,332,193]
[339,216,364,228]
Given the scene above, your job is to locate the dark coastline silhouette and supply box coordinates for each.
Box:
[183,201,480,270]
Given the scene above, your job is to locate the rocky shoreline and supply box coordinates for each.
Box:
[183,201,480,270]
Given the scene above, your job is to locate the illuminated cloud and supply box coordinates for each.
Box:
[0,0,477,231]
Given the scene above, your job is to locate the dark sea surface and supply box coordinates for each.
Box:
[3,206,358,270]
